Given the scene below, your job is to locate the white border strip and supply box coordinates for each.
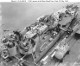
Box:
[69,0,80,2]
[0,0,80,3]
[0,0,11,2]
[0,0,28,2]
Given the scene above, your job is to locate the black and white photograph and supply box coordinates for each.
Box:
[0,2,80,66]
